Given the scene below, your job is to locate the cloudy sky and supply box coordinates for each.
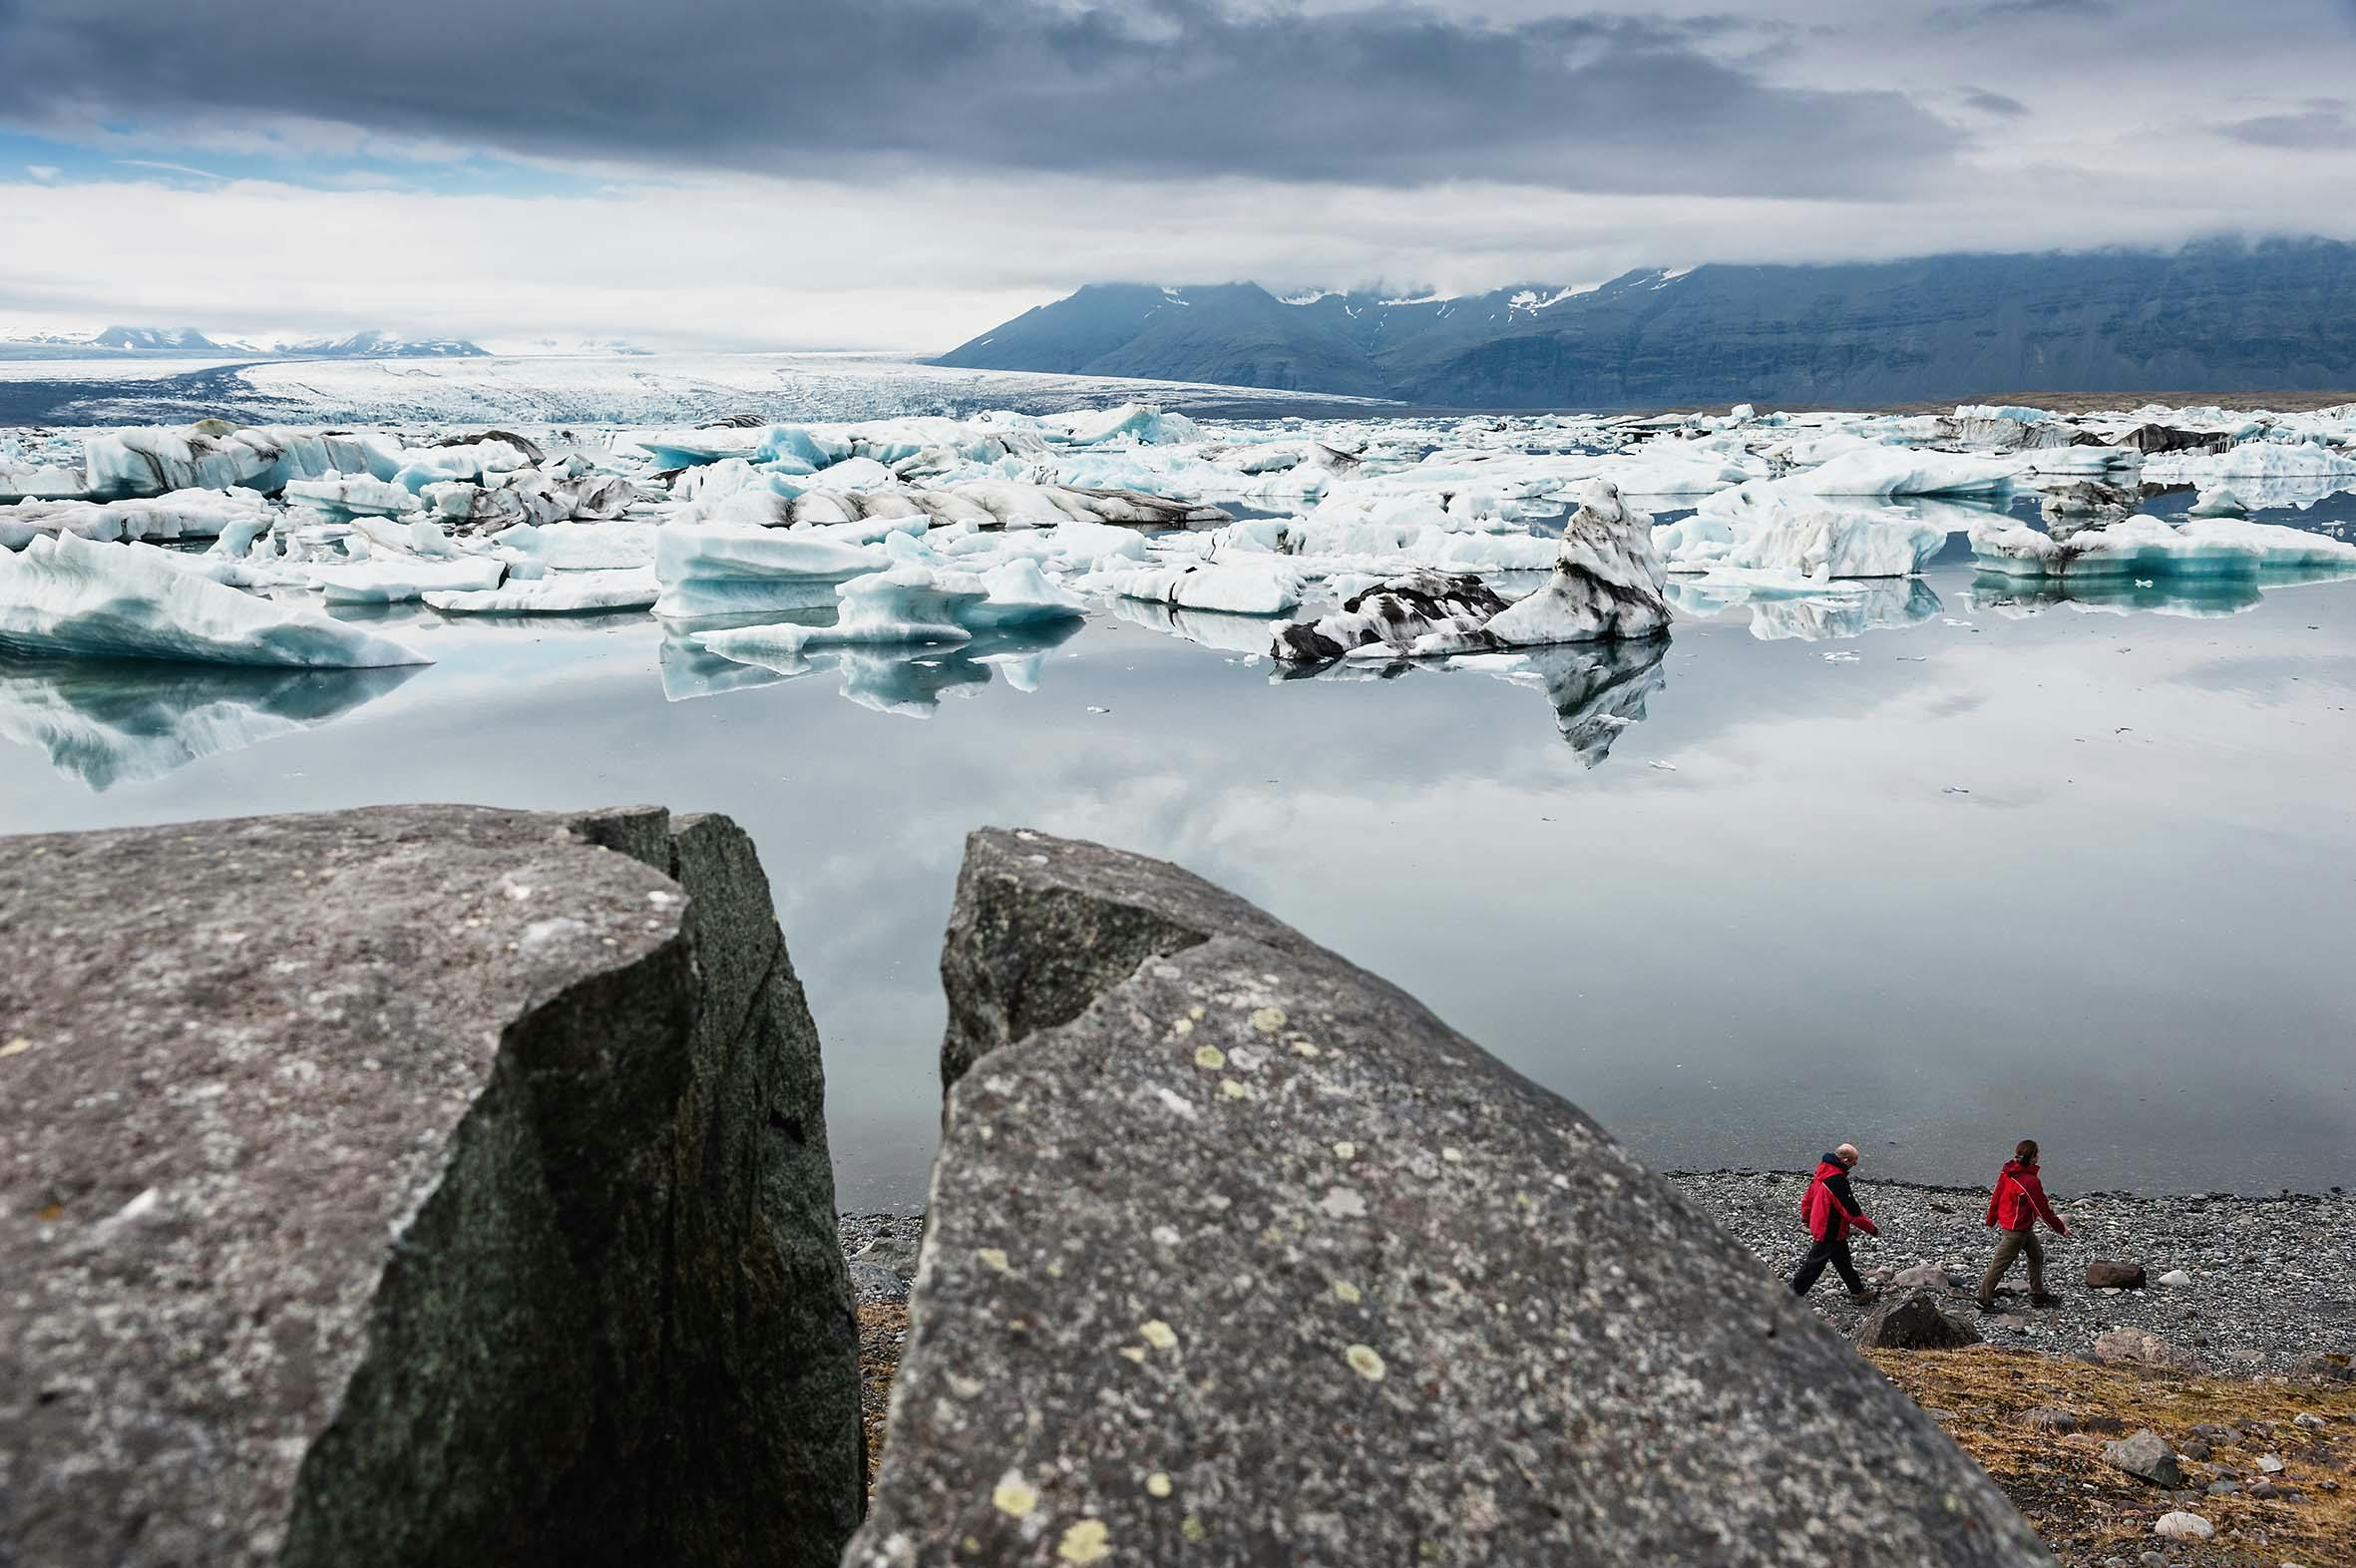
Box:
[2,0,2352,349]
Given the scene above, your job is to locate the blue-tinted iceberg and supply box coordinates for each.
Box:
[0,532,431,667]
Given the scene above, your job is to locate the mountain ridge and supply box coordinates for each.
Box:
[935,240,2356,409]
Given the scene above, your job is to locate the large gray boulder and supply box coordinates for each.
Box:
[0,805,862,1568]
[857,828,2051,1568]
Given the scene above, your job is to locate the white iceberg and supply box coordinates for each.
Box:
[1076,560,1305,615]
[1969,514,2356,580]
[652,523,893,618]
[282,474,421,520]
[1783,448,2019,498]
[0,488,275,552]
[304,556,506,604]
[0,532,431,667]
[424,568,659,615]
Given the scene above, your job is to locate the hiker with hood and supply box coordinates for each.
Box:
[1978,1138,2069,1312]
[1791,1142,1879,1303]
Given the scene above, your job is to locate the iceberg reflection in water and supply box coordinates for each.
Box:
[663,619,1081,716]
[0,659,417,790]
[1664,576,1944,642]
[1967,565,2356,621]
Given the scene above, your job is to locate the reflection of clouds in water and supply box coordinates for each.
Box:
[0,660,417,791]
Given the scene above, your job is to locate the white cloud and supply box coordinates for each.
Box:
[24,165,59,182]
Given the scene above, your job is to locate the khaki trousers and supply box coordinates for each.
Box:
[1978,1227,2046,1305]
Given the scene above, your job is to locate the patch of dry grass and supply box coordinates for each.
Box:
[857,1301,908,1498]
[1871,1348,2356,1567]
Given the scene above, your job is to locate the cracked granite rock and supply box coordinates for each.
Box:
[852,827,2052,1568]
[0,805,862,1568]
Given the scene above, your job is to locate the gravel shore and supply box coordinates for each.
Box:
[1668,1171,2356,1373]
[844,1176,2356,1373]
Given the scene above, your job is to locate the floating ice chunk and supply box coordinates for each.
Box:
[424,568,659,615]
[652,523,892,618]
[1716,508,1945,579]
[306,556,504,604]
[81,425,400,500]
[2185,488,2247,519]
[1783,449,2019,498]
[1041,404,1205,447]
[1077,560,1305,615]
[1410,481,1670,652]
[1271,571,1509,663]
[1969,514,2356,580]
[1104,594,1282,653]
[282,474,420,520]
[0,533,430,667]
[493,521,658,572]
[393,438,536,493]
[2148,439,2356,484]
[696,564,987,661]
[0,487,275,552]
[963,559,1088,629]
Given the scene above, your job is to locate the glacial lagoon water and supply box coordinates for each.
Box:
[5,505,2352,1207]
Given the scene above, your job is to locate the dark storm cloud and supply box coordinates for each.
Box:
[1959,88,2031,117]
[0,0,1962,197]
[1931,0,2115,26]
[2219,105,2356,148]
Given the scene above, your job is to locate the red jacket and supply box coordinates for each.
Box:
[1985,1160,2069,1235]
[1802,1157,1878,1242]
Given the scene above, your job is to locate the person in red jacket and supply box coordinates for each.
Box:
[1977,1138,2071,1311]
[1790,1143,1879,1303]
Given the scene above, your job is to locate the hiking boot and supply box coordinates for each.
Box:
[1848,1288,1879,1306]
[2030,1292,2061,1308]
[1974,1299,2001,1314]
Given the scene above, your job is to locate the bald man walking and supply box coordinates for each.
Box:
[1791,1143,1879,1304]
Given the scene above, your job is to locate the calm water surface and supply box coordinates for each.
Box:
[5,548,2352,1204]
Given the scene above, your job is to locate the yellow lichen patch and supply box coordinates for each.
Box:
[976,1247,1011,1274]
[1333,1140,1357,1159]
[1346,1343,1386,1380]
[1173,1017,1194,1035]
[1145,1471,1173,1498]
[1181,1515,1208,1543]
[0,1036,33,1059]
[1057,1519,1111,1564]
[1291,1039,1321,1058]
[1221,1079,1248,1100]
[1187,1004,1205,1020]
[1140,1320,1179,1352]
[1192,1043,1227,1071]
[991,1474,1039,1517]
[1332,1280,1362,1305]
[1250,1006,1288,1034]
[1441,1147,1464,1163]
[1117,1346,1146,1364]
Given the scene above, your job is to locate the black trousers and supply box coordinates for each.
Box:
[1791,1236,1862,1296]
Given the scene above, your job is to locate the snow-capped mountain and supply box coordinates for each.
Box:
[88,326,233,353]
[938,239,2356,408]
[275,330,489,359]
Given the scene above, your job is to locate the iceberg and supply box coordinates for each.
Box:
[1969,514,2356,580]
[282,475,422,520]
[0,488,275,552]
[696,566,986,660]
[1656,501,1944,579]
[1783,448,2019,498]
[306,556,505,605]
[1077,560,1306,615]
[0,532,431,667]
[1271,572,1509,663]
[424,568,660,615]
[81,425,400,500]
[494,520,659,572]
[652,523,893,618]
[1402,481,1670,653]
